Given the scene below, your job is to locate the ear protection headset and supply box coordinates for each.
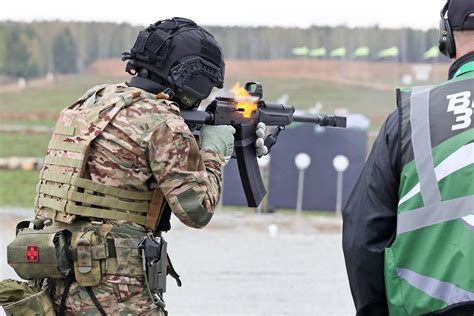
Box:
[439,0,456,58]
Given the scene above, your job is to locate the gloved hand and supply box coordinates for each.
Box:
[255,122,268,157]
[200,125,236,159]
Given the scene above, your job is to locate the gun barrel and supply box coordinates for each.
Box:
[293,114,346,128]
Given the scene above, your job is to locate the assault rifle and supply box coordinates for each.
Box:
[180,82,347,207]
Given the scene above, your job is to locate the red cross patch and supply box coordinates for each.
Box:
[26,246,39,263]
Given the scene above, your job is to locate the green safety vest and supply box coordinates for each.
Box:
[384,61,474,315]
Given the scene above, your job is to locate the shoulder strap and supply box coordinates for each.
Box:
[85,88,142,120]
[78,84,110,104]
[84,88,143,143]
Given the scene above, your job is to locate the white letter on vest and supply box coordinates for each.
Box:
[446,91,473,131]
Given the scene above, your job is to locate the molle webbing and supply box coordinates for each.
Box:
[47,140,87,153]
[40,171,153,200]
[54,125,76,136]
[35,85,166,230]
[43,156,84,169]
[37,170,156,226]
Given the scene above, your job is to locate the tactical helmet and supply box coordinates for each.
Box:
[122,17,225,108]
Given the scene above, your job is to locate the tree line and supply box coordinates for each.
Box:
[0,21,446,79]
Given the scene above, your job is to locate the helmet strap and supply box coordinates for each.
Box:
[128,76,175,98]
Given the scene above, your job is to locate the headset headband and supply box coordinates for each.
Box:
[441,0,450,19]
[440,0,449,20]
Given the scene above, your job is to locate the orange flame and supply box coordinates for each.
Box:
[231,82,258,118]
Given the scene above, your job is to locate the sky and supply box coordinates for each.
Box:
[1,0,447,30]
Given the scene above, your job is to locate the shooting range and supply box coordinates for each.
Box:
[222,122,367,212]
[0,1,458,314]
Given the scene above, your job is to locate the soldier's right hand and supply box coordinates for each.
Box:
[200,125,236,160]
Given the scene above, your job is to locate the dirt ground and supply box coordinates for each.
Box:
[0,209,354,316]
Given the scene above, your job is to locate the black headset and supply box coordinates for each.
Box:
[439,0,456,58]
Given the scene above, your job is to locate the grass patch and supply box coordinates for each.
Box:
[1,120,57,127]
[0,75,128,113]
[0,133,50,157]
[0,170,38,207]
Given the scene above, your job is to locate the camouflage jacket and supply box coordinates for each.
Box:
[82,82,224,228]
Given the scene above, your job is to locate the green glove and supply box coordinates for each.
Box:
[200,125,236,158]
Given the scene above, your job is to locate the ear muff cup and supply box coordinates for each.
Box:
[439,1,456,59]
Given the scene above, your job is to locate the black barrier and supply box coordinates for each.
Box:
[222,123,367,211]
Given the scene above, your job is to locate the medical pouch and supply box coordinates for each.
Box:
[7,227,72,280]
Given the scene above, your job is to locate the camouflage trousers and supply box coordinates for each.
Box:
[49,275,166,315]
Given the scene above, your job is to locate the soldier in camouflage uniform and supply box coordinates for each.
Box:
[46,81,231,314]
[22,18,266,315]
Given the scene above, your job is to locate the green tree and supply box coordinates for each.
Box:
[3,29,39,78]
[52,28,77,74]
[0,25,6,71]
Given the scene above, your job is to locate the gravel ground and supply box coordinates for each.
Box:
[0,209,355,316]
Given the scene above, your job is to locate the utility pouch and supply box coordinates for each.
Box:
[71,230,102,287]
[2,287,55,316]
[110,238,143,276]
[7,225,72,280]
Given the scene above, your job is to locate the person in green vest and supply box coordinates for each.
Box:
[342,0,474,315]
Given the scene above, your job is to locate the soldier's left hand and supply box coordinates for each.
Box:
[255,122,268,157]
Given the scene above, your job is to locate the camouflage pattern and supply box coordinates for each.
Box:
[35,83,150,225]
[50,276,165,315]
[0,280,55,316]
[0,279,37,304]
[36,84,224,227]
[36,83,225,313]
[89,84,224,227]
